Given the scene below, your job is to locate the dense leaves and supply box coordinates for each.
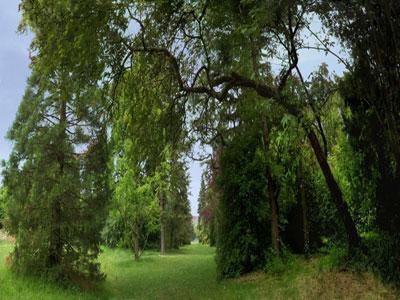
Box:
[1,0,399,287]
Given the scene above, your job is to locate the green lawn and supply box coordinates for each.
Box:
[0,241,397,299]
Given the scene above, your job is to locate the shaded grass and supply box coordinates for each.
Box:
[0,241,398,299]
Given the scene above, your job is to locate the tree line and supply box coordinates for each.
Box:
[1,0,399,286]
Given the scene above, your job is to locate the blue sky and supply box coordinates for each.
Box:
[0,2,345,216]
[0,1,32,161]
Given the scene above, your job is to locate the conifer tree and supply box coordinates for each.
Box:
[3,70,109,282]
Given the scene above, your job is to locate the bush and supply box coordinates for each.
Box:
[317,244,348,271]
[264,247,296,275]
[365,232,400,285]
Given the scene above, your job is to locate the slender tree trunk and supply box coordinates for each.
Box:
[299,160,309,255]
[263,124,280,256]
[160,193,166,255]
[307,130,361,250]
[268,174,280,256]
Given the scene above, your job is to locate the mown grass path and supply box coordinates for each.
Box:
[0,241,397,299]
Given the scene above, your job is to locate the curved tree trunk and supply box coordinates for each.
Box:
[307,130,361,250]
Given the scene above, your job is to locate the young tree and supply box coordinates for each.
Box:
[112,150,159,261]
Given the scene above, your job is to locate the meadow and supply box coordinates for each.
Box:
[0,241,397,300]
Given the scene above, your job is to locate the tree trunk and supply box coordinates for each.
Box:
[268,175,280,256]
[263,123,280,256]
[307,130,361,250]
[160,193,166,255]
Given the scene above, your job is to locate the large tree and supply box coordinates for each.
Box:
[3,68,109,281]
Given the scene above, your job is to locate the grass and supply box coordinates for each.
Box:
[0,241,398,299]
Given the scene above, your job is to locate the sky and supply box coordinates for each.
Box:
[0,2,345,216]
[0,2,32,161]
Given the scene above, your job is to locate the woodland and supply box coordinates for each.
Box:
[0,1,400,299]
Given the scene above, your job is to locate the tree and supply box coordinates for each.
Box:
[164,159,193,249]
[216,125,269,278]
[113,160,159,260]
[3,69,109,282]
[115,0,361,250]
[318,0,400,235]
[197,155,220,246]
[110,53,189,255]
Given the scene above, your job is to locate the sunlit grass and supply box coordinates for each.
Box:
[0,241,397,299]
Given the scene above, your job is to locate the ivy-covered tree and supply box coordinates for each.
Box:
[216,125,269,279]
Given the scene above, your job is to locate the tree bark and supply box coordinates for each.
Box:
[307,130,361,250]
[268,175,280,256]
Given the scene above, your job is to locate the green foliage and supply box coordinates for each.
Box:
[264,247,296,275]
[322,1,400,236]
[216,127,269,279]
[364,233,400,285]
[317,232,400,286]
[317,244,348,272]
[197,166,218,246]
[330,129,377,232]
[0,186,6,229]
[107,55,192,255]
[2,71,108,283]
[112,168,159,254]
[12,0,400,288]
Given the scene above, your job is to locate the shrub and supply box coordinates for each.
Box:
[365,232,400,285]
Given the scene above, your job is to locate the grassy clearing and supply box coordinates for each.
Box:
[0,241,398,299]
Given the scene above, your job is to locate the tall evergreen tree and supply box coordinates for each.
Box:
[3,70,109,282]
